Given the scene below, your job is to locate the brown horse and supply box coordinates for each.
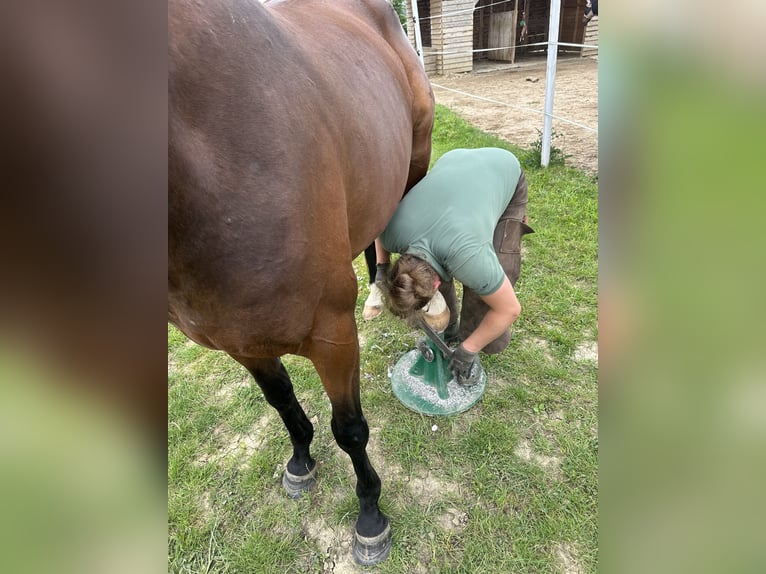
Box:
[168,0,434,564]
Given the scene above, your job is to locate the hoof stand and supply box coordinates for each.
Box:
[352,523,392,565]
[281,464,318,498]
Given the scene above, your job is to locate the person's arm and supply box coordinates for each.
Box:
[372,237,391,284]
[374,237,390,265]
[460,276,521,353]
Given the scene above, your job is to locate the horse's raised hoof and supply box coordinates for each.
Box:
[362,284,384,321]
[352,523,392,565]
[281,463,317,499]
[422,290,450,332]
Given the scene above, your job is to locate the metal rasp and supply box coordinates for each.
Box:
[418,318,454,360]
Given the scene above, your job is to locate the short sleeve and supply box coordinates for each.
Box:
[449,243,505,296]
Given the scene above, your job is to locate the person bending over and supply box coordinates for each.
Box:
[379,147,533,384]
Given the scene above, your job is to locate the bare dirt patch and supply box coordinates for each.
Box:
[406,470,459,504]
[197,490,215,525]
[514,438,562,475]
[429,56,598,175]
[194,414,275,469]
[573,340,598,363]
[436,507,469,532]
[302,518,358,574]
[554,542,584,574]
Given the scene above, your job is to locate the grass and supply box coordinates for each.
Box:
[168,103,598,573]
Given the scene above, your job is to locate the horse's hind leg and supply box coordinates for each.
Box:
[232,356,317,497]
[307,319,391,565]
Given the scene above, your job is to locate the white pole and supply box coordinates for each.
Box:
[541,0,561,167]
[410,0,425,68]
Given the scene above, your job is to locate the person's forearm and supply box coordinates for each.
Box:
[374,238,390,264]
[460,277,521,353]
[462,308,519,353]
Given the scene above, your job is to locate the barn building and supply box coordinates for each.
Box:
[405,0,598,75]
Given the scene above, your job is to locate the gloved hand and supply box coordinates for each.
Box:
[449,344,481,386]
[374,262,390,285]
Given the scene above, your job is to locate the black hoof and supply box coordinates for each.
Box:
[352,523,392,565]
[281,463,317,498]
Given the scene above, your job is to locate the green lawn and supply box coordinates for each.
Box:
[168,104,598,573]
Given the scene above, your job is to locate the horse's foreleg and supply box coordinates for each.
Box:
[308,321,391,565]
[233,356,316,496]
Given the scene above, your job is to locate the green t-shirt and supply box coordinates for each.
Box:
[381,147,522,296]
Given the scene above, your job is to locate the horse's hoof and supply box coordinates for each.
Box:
[362,304,383,321]
[362,284,383,320]
[352,523,392,565]
[281,463,317,498]
[422,290,450,332]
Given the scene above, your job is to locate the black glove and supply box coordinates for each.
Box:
[374,262,390,285]
[449,344,481,386]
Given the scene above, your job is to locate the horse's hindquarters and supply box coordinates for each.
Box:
[169,0,432,564]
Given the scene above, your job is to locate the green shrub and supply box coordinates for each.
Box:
[521,128,571,168]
